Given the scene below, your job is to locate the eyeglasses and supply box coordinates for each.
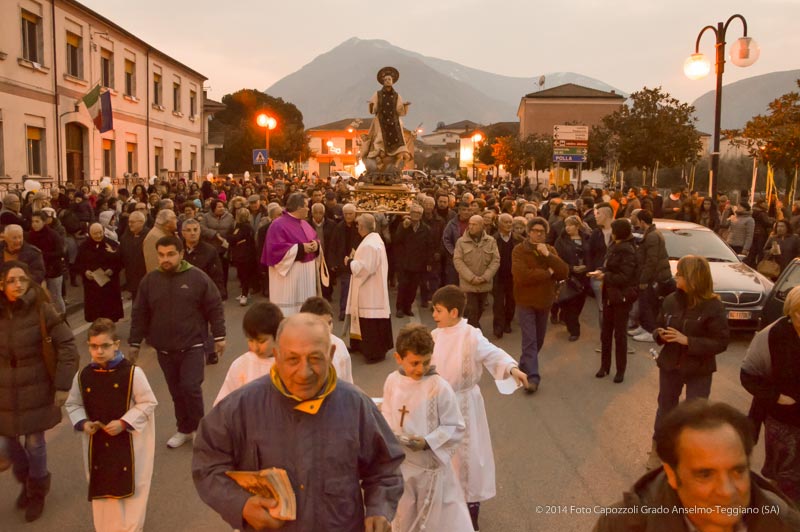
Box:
[530,228,546,234]
[5,277,30,285]
[87,342,116,351]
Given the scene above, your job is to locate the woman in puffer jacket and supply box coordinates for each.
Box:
[0,261,78,522]
[644,255,730,470]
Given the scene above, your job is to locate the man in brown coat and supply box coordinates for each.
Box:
[453,215,500,329]
[511,217,569,393]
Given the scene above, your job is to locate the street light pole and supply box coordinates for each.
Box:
[685,14,759,203]
[256,113,277,182]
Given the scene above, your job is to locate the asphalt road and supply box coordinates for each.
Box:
[0,285,760,532]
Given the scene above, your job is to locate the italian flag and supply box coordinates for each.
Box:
[82,84,113,133]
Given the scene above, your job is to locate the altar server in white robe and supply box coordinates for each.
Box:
[430,285,528,531]
[65,319,157,532]
[382,323,473,532]
[261,193,319,316]
[213,302,284,406]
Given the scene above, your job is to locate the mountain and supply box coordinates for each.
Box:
[691,69,800,133]
[266,37,626,130]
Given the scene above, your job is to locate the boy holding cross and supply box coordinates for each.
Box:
[381,323,473,532]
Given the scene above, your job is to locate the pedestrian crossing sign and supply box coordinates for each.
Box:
[253,149,269,165]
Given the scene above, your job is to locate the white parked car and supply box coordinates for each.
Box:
[330,171,354,186]
[401,169,428,181]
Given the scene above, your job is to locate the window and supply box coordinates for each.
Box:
[124,59,135,96]
[100,49,114,89]
[126,142,137,174]
[174,149,182,171]
[154,146,163,172]
[26,126,45,175]
[66,32,82,78]
[189,151,196,173]
[173,82,181,113]
[345,138,353,153]
[189,90,196,118]
[102,139,114,176]
[153,73,162,105]
[21,11,41,63]
[321,139,329,154]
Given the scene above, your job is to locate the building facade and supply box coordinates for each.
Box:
[517,83,625,138]
[305,117,371,179]
[0,0,210,188]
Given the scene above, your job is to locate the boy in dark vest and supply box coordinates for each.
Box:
[65,318,158,532]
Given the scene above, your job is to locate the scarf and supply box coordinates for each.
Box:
[270,365,337,415]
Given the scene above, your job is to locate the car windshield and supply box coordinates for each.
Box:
[661,229,739,263]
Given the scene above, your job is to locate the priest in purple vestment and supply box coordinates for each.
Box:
[261,193,320,315]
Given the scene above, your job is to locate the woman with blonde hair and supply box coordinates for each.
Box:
[645,255,730,470]
[741,285,800,502]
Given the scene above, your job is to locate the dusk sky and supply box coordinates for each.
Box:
[80,0,799,104]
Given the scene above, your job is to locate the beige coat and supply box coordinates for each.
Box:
[453,232,500,293]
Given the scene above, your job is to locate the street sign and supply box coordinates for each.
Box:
[553,124,589,141]
[553,154,587,163]
[553,147,588,156]
[253,149,269,165]
[554,139,588,148]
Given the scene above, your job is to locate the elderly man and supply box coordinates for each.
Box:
[262,193,319,316]
[594,400,800,531]
[453,215,500,329]
[330,203,361,320]
[310,202,335,301]
[346,214,393,363]
[142,209,177,273]
[119,210,148,299]
[201,200,235,299]
[192,313,404,531]
[512,217,569,393]
[493,213,522,339]
[393,203,432,317]
[442,202,472,286]
[0,224,45,284]
[0,193,28,230]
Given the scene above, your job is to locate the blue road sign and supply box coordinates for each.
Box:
[253,149,269,165]
[553,154,587,163]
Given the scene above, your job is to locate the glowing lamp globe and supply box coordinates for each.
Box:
[472,133,483,143]
[729,37,760,67]
[257,114,277,129]
[684,53,711,80]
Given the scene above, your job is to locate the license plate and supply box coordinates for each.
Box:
[728,311,752,320]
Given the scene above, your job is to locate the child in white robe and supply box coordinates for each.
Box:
[214,302,283,406]
[300,296,353,383]
[430,285,528,531]
[382,323,473,532]
[65,319,157,532]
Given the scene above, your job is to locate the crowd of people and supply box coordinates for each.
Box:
[1,171,800,531]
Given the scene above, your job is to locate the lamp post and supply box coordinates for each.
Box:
[256,113,277,180]
[471,133,483,181]
[684,14,759,203]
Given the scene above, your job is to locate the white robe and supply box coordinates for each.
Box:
[330,334,353,384]
[213,352,275,406]
[65,366,157,532]
[381,371,473,532]
[346,232,390,337]
[431,318,518,502]
[268,244,317,316]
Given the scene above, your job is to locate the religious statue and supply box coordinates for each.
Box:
[362,66,414,182]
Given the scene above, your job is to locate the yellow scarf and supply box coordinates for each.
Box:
[270,366,337,415]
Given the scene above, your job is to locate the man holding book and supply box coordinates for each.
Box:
[192,313,404,531]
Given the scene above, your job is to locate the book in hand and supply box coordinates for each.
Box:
[226,468,297,521]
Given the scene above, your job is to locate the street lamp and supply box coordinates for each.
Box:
[684,14,759,202]
[471,133,483,181]
[256,113,277,179]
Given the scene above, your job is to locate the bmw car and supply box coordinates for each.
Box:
[655,219,774,330]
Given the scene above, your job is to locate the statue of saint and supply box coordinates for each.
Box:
[364,67,412,177]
